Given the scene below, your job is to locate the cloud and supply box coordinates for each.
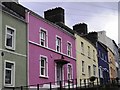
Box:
[88,10,118,43]
[19,1,118,44]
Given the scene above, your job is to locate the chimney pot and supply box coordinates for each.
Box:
[44,7,65,23]
[73,23,88,35]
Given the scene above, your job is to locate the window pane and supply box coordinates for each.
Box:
[6,28,14,48]
[68,65,70,72]
[99,68,103,78]
[7,28,13,34]
[68,74,70,79]
[41,59,44,67]
[88,46,90,57]
[40,57,47,76]
[93,65,96,76]
[58,39,60,45]
[45,61,47,76]
[5,70,11,84]
[56,37,61,52]
[41,40,44,46]
[6,34,12,47]
[81,42,84,53]
[68,65,72,79]
[67,43,71,56]
[88,66,91,77]
[6,62,13,69]
[57,46,59,51]
[41,31,45,39]
[82,61,84,72]
[41,68,44,75]
[40,30,46,46]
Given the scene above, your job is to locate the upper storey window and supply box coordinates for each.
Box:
[56,36,62,52]
[88,46,90,58]
[81,42,84,54]
[5,25,16,50]
[40,28,47,47]
[67,42,72,56]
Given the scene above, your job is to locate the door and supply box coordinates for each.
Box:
[56,64,63,84]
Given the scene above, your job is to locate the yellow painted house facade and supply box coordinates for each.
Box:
[75,33,98,83]
[107,48,117,78]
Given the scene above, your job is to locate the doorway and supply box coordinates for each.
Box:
[56,64,63,84]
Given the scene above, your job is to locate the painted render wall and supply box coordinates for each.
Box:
[0,5,2,49]
[0,5,3,90]
[2,52,27,87]
[2,12,27,55]
[97,42,110,80]
[75,34,98,83]
[28,13,76,58]
[107,48,117,78]
[29,43,76,84]
[28,12,76,85]
[2,10,27,87]
[98,31,119,78]
[113,43,120,78]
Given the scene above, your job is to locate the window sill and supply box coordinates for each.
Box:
[5,46,15,51]
[93,59,96,62]
[40,44,47,48]
[82,73,85,76]
[39,75,49,79]
[88,56,91,59]
[67,55,72,58]
[68,79,73,82]
[4,84,14,87]
[81,53,85,56]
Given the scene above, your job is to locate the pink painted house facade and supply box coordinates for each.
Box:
[26,8,76,86]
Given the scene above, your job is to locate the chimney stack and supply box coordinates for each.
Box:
[44,7,65,23]
[73,23,88,35]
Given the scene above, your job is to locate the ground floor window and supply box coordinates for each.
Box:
[4,60,15,87]
[67,64,73,80]
[99,67,103,78]
[40,55,48,77]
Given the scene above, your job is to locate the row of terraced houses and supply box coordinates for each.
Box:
[0,2,120,89]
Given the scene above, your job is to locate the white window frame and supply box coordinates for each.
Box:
[104,56,107,61]
[88,46,90,58]
[40,55,48,78]
[99,66,103,78]
[81,42,84,54]
[39,28,48,47]
[4,60,15,87]
[82,61,85,73]
[5,25,16,50]
[93,65,96,76]
[56,35,62,53]
[67,64,73,80]
[67,41,72,57]
[93,50,95,60]
[88,65,91,77]
[102,53,104,60]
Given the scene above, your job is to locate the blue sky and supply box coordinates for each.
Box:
[19,0,118,44]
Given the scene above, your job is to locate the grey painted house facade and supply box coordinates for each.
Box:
[98,31,120,78]
[0,3,27,89]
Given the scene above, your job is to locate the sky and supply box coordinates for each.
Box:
[19,0,119,44]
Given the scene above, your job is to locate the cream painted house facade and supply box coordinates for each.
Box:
[75,33,98,83]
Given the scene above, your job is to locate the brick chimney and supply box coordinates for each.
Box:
[44,7,65,23]
[73,23,88,35]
